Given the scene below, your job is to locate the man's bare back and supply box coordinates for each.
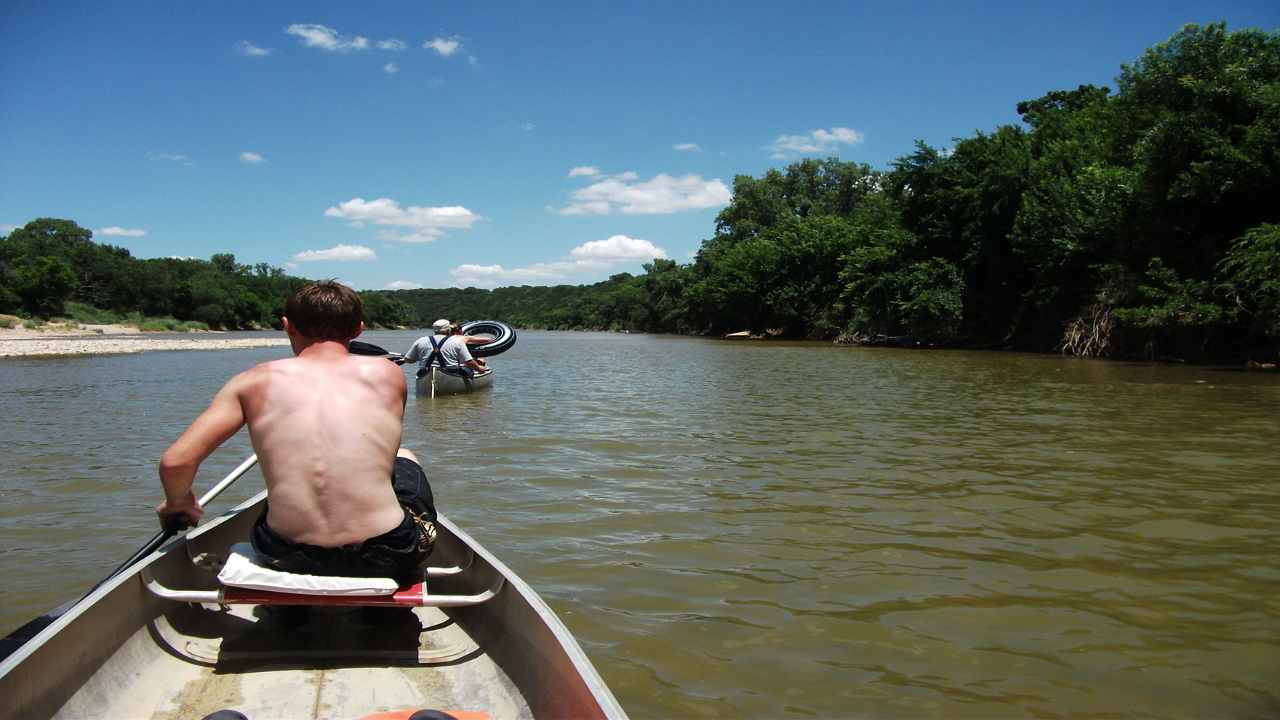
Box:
[243,346,407,545]
[157,337,408,547]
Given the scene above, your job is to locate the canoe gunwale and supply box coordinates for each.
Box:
[438,515,628,719]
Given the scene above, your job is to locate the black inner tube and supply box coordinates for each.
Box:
[460,320,517,358]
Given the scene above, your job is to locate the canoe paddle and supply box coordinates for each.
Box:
[0,453,262,660]
[349,340,405,363]
[98,452,260,589]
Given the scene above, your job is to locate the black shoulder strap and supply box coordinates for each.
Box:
[424,335,448,368]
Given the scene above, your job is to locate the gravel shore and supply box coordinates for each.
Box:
[0,324,289,358]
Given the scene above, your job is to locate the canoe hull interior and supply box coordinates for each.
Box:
[0,492,624,720]
[415,368,495,397]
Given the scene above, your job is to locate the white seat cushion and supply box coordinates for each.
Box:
[217,543,398,596]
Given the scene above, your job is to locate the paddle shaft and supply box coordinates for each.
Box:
[100,452,260,585]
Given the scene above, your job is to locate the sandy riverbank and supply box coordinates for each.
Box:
[0,323,289,358]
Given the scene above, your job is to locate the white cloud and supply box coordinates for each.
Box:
[0,224,17,235]
[385,280,423,290]
[383,62,400,75]
[568,165,600,178]
[239,151,266,164]
[377,39,407,51]
[152,152,189,162]
[424,36,461,57]
[673,143,701,152]
[377,229,444,244]
[286,24,369,52]
[98,226,147,237]
[558,172,730,215]
[451,263,565,286]
[237,41,271,57]
[291,244,376,262]
[520,122,536,132]
[324,197,479,243]
[569,235,668,263]
[451,235,667,288]
[765,126,864,159]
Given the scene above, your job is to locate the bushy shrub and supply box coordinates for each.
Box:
[64,302,124,325]
[138,317,211,332]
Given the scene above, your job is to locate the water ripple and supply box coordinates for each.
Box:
[2,333,1278,717]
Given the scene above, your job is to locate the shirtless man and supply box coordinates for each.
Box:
[156,281,435,584]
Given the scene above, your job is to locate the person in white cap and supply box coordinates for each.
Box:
[403,318,488,377]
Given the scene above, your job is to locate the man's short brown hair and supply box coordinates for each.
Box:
[285,281,363,341]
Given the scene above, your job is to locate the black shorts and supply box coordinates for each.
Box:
[250,457,436,586]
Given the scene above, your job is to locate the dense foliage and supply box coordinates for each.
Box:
[385,23,1279,362]
[0,218,414,330]
[3,24,1276,360]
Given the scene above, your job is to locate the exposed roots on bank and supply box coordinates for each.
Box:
[1060,304,1115,358]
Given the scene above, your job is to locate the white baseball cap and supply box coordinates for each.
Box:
[432,319,451,332]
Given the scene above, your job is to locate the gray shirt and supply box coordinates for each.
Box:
[404,334,474,369]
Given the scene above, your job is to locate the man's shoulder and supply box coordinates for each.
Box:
[247,356,296,375]
[348,352,405,383]
[235,357,294,385]
[217,359,280,402]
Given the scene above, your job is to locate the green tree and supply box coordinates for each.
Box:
[839,224,965,342]
[1114,23,1280,272]
[14,256,78,316]
[889,128,1031,344]
[360,291,414,328]
[211,253,241,276]
[1218,224,1280,343]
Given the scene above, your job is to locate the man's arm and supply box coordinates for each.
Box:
[403,338,425,363]
[452,338,487,371]
[386,355,408,409]
[463,335,490,367]
[156,372,250,526]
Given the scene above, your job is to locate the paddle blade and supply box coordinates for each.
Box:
[349,340,391,356]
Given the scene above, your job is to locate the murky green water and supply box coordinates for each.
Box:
[2,330,1278,718]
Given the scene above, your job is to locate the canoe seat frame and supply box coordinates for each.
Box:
[141,562,504,608]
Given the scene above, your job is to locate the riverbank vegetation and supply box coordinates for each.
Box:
[2,24,1276,360]
[389,24,1280,362]
[0,218,415,332]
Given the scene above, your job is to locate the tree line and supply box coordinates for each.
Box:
[3,24,1277,361]
[389,24,1280,361]
[0,218,415,330]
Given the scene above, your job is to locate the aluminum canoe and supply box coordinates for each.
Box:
[0,491,626,720]
[415,367,495,397]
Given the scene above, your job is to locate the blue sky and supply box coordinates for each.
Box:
[2,1,1276,291]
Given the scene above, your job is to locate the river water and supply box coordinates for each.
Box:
[1,330,1277,718]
